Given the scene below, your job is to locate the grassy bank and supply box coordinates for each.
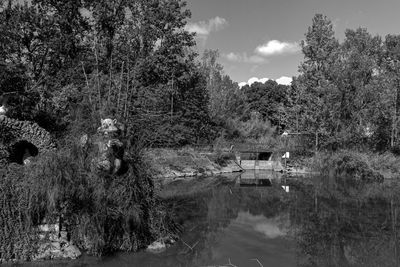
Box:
[145,147,241,180]
[307,150,400,181]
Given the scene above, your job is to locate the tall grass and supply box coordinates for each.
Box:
[0,134,170,261]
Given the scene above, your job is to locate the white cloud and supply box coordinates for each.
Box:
[256,40,300,56]
[224,39,299,65]
[235,212,289,239]
[224,52,266,64]
[239,76,292,88]
[276,76,293,85]
[185,16,228,39]
[239,77,269,87]
[248,77,269,85]
[238,82,248,88]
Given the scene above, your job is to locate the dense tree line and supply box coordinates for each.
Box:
[0,0,295,147]
[210,14,400,151]
[2,1,400,151]
[292,14,400,151]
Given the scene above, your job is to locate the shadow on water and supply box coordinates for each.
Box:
[26,171,400,267]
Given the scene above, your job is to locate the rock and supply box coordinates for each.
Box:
[80,134,89,147]
[38,223,59,233]
[146,240,166,253]
[34,242,63,260]
[33,242,81,261]
[98,118,119,134]
[62,244,82,259]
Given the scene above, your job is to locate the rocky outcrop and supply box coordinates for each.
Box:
[33,223,81,261]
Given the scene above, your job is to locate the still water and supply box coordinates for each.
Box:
[31,171,400,267]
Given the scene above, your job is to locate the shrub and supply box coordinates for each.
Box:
[312,150,384,183]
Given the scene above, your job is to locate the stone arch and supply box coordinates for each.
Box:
[8,140,39,164]
[0,116,56,165]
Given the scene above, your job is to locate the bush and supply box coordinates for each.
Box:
[366,151,400,175]
[312,150,384,183]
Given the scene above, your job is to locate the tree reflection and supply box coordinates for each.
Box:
[159,175,400,267]
[161,178,287,267]
[289,176,400,267]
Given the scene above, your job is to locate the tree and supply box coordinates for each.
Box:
[295,14,339,146]
[242,80,291,133]
[0,0,88,129]
[381,35,400,148]
[316,28,381,147]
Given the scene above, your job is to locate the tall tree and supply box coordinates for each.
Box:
[294,14,339,147]
[328,28,381,145]
[381,35,400,148]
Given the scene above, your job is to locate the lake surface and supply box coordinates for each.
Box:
[29,171,400,267]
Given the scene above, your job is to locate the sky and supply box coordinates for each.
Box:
[184,0,400,86]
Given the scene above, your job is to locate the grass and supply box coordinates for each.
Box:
[0,135,174,261]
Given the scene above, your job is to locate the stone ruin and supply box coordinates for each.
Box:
[0,114,56,166]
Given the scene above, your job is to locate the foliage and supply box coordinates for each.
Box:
[236,111,276,142]
[241,80,292,132]
[290,14,400,151]
[0,0,217,147]
[311,150,384,183]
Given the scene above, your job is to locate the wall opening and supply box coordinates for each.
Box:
[258,152,272,161]
[8,140,39,164]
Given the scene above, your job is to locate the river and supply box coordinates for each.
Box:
[27,171,400,267]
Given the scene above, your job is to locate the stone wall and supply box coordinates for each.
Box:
[0,116,55,165]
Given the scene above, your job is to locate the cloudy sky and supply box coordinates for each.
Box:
[185,0,400,86]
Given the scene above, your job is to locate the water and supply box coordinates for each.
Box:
[28,171,400,267]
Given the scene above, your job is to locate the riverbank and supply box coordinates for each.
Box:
[145,148,243,180]
[306,150,400,181]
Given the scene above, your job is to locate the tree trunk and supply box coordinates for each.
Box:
[391,79,399,148]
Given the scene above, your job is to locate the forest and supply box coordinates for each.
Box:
[1,0,400,263]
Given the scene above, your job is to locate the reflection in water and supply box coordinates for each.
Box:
[235,211,289,239]
[288,176,400,267]
[238,170,281,187]
[29,172,400,267]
